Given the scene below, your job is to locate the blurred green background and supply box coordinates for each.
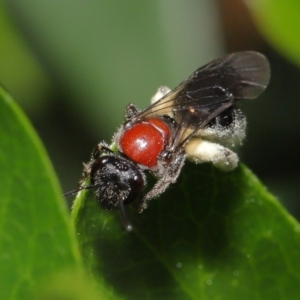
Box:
[1,0,300,219]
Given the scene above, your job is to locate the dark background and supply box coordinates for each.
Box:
[1,1,300,218]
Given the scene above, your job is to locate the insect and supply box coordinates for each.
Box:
[64,51,270,231]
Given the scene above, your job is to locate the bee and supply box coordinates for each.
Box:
[64,51,270,231]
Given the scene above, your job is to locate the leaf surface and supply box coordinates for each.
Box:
[249,0,300,66]
[73,161,300,299]
[0,86,81,299]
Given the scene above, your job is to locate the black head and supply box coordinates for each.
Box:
[64,153,145,231]
[90,155,145,210]
[90,154,145,230]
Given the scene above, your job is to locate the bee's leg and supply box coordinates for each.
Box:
[91,142,114,160]
[137,149,186,213]
[125,86,171,121]
[185,139,239,172]
[125,103,140,120]
[96,142,113,153]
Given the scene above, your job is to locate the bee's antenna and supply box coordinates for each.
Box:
[119,200,132,231]
[63,185,96,197]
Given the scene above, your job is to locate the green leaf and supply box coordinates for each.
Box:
[73,162,300,299]
[0,86,81,299]
[248,0,300,66]
[36,269,114,300]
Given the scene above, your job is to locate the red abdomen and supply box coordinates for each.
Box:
[119,118,170,167]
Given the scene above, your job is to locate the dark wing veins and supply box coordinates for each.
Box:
[136,51,270,151]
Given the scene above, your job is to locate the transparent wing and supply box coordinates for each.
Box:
[137,51,270,150]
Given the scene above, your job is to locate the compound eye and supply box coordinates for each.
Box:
[125,172,144,205]
[90,155,144,210]
[91,146,101,160]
